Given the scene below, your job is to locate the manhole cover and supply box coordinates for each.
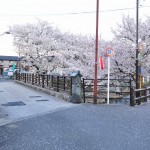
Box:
[29,96,41,98]
[2,101,26,107]
[36,99,49,102]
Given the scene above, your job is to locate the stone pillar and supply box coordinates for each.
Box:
[70,71,82,103]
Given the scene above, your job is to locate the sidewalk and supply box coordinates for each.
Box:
[0,80,76,126]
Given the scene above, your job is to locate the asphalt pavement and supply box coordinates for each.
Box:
[1,80,150,150]
[0,79,76,126]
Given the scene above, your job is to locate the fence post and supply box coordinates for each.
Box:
[70,77,72,96]
[63,77,66,91]
[51,76,53,87]
[145,87,147,102]
[22,73,24,81]
[130,88,135,106]
[21,73,22,81]
[26,73,28,82]
[38,74,40,85]
[137,90,141,105]
[83,78,85,103]
[20,73,21,81]
[129,79,132,103]
[32,74,34,85]
[35,74,37,85]
[29,73,31,84]
[56,76,59,92]
[42,75,44,88]
[18,72,20,81]
[47,75,49,87]
[24,73,25,82]
[24,73,26,83]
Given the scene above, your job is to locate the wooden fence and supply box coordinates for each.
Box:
[15,73,72,95]
[15,73,150,106]
[130,87,150,106]
[82,78,132,103]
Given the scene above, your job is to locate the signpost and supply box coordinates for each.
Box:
[106,47,114,104]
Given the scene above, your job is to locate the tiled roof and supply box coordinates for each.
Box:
[0,56,23,61]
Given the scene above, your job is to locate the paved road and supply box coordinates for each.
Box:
[1,80,150,150]
[0,80,75,126]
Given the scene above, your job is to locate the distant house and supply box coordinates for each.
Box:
[0,55,21,75]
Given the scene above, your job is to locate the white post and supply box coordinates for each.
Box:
[107,57,110,104]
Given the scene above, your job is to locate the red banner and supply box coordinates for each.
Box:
[100,56,105,70]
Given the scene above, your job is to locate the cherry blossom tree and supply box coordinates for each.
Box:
[8,16,149,81]
[9,20,98,78]
[111,15,150,81]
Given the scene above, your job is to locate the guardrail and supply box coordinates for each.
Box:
[130,87,150,106]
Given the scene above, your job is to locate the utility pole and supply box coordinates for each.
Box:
[135,0,139,90]
[18,53,21,72]
[93,0,99,104]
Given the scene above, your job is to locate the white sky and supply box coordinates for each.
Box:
[0,0,150,56]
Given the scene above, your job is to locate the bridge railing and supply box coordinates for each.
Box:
[130,87,150,106]
[82,78,132,103]
[15,73,72,95]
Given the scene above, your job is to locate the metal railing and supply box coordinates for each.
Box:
[15,73,72,95]
[130,87,150,106]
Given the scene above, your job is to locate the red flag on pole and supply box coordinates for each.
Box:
[100,56,105,70]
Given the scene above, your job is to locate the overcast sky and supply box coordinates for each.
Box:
[0,0,150,56]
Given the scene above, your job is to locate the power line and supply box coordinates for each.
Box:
[55,5,150,15]
[0,5,150,17]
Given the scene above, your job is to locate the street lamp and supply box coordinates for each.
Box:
[0,31,10,36]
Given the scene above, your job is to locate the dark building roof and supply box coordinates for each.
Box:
[0,56,23,61]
